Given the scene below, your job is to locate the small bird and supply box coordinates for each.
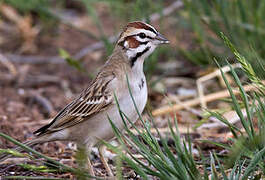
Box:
[0,21,169,177]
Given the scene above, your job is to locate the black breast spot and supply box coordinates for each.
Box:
[138,78,145,90]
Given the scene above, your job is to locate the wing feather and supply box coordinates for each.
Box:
[34,73,115,135]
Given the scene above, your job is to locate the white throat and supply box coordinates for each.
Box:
[131,56,144,74]
[126,44,156,69]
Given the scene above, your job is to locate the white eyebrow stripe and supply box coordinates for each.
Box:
[130,29,156,37]
[144,23,158,33]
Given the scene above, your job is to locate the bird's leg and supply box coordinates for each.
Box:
[86,152,95,177]
[76,144,95,176]
[99,144,113,177]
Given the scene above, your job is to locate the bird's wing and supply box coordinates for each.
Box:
[34,72,116,135]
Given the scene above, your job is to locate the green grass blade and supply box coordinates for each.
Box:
[213,152,228,180]
[227,62,255,137]
[216,60,252,139]
[3,176,66,180]
[0,133,98,179]
[242,146,265,179]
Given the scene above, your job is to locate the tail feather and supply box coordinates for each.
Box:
[0,138,42,163]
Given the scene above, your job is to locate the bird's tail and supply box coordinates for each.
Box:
[0,137,44,163]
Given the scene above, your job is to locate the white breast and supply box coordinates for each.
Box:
[118,74,147,123]
[131,76,148,116]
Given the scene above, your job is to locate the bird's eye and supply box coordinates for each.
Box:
[139,33,146,39]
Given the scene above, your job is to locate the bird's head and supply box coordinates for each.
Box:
[116,21,169,67]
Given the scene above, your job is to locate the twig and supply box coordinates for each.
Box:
[167,94,217,122]
[197,109,248,129]
[5,54,64,64]
[24,91,55,117]
[130,126,193,134]
[198,97,265,129]
[73,35,116,60]
[152,81,265,117]
[0,164,17,173]
[5,1,183,64]
[48,9,99,41]
[0,74,16,85]
[148,0,183,22]
[0,4,39,53]
[18,74,62,87]
[0,53,17,76]
[196,63,241,108]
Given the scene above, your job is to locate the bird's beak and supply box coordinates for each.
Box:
[155,33,170,44]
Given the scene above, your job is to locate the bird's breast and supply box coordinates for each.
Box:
[118,75,147,122]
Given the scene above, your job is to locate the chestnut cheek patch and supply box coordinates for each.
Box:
[127,37,140,48]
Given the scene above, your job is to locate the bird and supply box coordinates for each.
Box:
[0,21,169,177]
